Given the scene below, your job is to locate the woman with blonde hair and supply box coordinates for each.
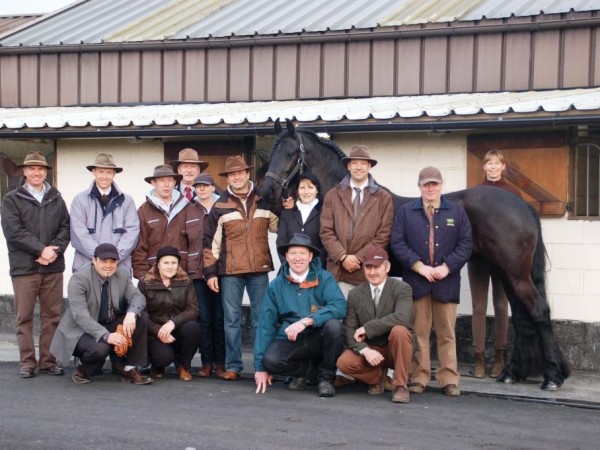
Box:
[469,150,522,379]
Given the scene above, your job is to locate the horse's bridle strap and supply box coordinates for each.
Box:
[265,132,306,196]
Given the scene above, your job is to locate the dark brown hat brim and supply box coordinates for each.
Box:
[145,174,183,184]
[341,157,378,167]
[170,161,209,171]
[86,165,123,173]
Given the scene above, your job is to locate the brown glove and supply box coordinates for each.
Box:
[114,324,133,357]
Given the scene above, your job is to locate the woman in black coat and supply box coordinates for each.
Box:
[276,172,327,266]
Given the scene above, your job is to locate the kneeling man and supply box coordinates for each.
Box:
[254,234,346,397]
[50,243,152,385]
[337,248,413,403]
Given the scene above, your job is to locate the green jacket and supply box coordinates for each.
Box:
[254,259,346,371]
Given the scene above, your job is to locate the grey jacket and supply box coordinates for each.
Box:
[70,181,140,272]
[345,277,413,352]
[50,265,146,366]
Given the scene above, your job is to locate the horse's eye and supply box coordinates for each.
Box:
[288,152,294,157]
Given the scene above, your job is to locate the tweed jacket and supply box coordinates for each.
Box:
[1,182,70,276]
[320,173,393,285]
[345,277,413,352]
[50,265,146,366]
[138,266,199,336]
[70,181,139,272]
[390,195,472,303]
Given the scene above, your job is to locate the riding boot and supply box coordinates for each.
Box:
[489,350,506,378]
[473,351,486,378]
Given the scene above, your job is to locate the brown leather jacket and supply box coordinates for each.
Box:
[132,192,203,280]
[320,173,393,285]
[137,266,198,336]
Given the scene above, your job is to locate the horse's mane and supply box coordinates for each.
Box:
[270,128,347,162]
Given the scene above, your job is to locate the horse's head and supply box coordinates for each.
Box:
[261,118,307,204]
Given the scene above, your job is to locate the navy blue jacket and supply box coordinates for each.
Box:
[390,195,472,303]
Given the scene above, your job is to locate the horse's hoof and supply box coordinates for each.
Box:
[541,380,561,391]
[496,373,516,384]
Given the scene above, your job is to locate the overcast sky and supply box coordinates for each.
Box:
[0,0,76,15]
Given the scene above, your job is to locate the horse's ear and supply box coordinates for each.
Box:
[274,118,282,135]
[0,155,20,177]
[285,118,295,138]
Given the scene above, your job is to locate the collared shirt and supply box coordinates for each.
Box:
[25,183,46,203]
[369,279,387,299]
[350,180,368,203]
[289,268,309,284]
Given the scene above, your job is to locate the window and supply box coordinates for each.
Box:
[572,142,600,218]
[0,140,55,205]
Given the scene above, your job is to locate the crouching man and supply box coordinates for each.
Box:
[50,243,152,385]
[254,234,346,398]
[336,248,413,403]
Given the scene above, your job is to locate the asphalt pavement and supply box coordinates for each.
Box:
[0,337,598,410]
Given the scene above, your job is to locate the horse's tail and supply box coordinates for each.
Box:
[508,204,570,383]
[529,203,548,300]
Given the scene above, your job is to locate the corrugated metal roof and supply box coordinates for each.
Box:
[0,15,41,38]
[0,88,598,131]
[2,0,600,46]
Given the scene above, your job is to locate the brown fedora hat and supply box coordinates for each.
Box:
[218,155,253,177]
[18,151,52,169]
[86,153,123,173]
[341,145,378,167]
[144,165,183,184]
[170,148,209,171]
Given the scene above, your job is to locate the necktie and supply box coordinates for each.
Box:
[101,194,108,208]
[373,287,380,309]
[185,186,192,201]
[427,205,435,265]
[98,280,110,323]
[353,187,362,220]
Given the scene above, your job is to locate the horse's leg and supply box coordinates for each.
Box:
[500,276,570,389]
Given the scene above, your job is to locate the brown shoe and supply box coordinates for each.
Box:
[40,365,64,376]
[367,369,387,395]
[408,382,426,394]
[442,384,461,397]
[473,351,486,378]
[122,367,153,385]
[221,370,240,381]
[489,350,506,379]
[214,364,226,379]
[198,364,213,378]
[111,361,125,376]
[72,365,91,384]
[333,375,355,388]
[178,367,193,382]
[150,367,165,379]
[392,386,410,403]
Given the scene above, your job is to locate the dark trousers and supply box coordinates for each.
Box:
[194,279,225,365]
[148,321,201,370]
[262,320,345,383]
[73,311,149,377]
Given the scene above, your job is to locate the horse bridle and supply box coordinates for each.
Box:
[265,132,307,199]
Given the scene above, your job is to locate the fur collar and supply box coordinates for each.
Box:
[143,265,189,285]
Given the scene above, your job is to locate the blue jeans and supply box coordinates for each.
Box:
[221,274,268,374]
[194,279,225,365]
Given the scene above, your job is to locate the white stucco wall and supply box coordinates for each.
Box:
[1,132,599,323]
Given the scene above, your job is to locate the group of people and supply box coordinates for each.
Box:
[1,142,520,403]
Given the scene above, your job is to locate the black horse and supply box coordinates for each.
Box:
[261,119,570,390]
